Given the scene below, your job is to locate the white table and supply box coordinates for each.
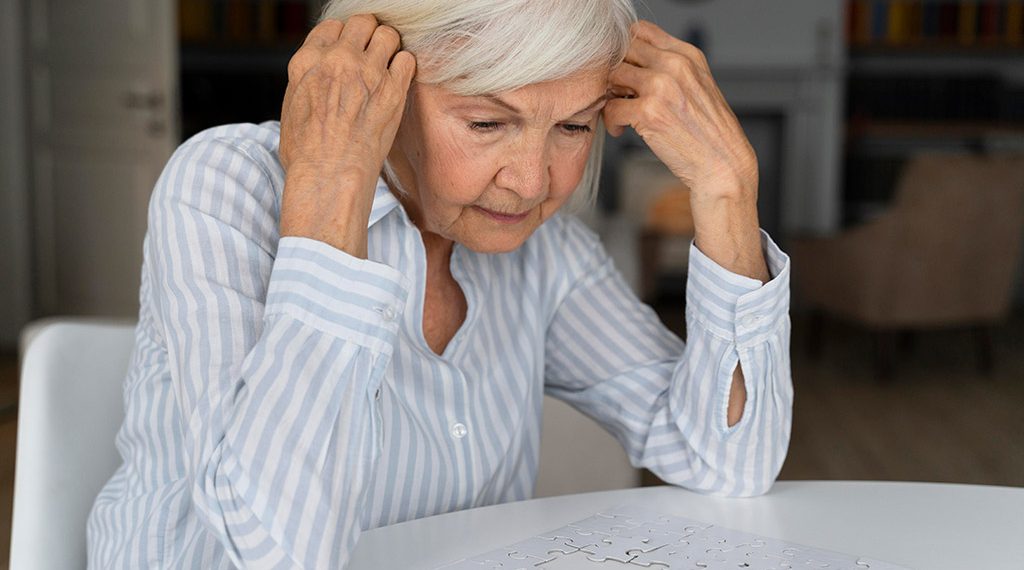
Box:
[349,481,1024,569]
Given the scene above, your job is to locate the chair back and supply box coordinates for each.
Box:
[10,319,134,570]
[884,152,1024,324]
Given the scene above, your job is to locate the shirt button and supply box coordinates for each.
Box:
[450,422,468,439]
[381,306,397,321]
[741,314,763,327]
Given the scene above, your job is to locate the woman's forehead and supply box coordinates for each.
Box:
[425,71,609,118]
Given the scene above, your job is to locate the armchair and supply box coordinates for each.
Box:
[791,152,1024,379]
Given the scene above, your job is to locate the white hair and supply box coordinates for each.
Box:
[319,0,638,212]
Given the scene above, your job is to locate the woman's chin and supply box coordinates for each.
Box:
[457,226,535,254]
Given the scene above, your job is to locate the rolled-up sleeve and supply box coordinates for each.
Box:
[543,217,792,498]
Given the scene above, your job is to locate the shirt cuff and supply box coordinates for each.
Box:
[685,228,790,348]
[264,236,411,354]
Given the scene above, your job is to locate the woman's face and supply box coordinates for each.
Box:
[388,69,609,254]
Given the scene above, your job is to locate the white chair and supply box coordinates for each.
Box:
[7,318,639,566]
[11,319,135,570]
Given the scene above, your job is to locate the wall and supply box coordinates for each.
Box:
[638,0,842,69]
[0,0,32,349]
[603,0,845,236]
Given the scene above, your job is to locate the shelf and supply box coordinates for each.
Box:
[180,42,300,74]
[846,119,1024,140]
[849,43,1024,57]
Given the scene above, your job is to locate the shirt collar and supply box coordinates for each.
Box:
[367,176,402,228]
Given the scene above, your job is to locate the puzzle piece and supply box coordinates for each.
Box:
[438,535,581,569]
[683,524,768,554]
[774,544,867,568]
[697,545,797,570]
[536,525,602,551]
[579,534,650,564]
[626,541,700,569]
[507,536,580,566]
[568,514,642,537]
[435,506,913,570]
[610,524,692,552]
[602,505,713,536]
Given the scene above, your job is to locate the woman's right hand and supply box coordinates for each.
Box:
[278,14,416,258]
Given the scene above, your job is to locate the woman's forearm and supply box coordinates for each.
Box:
[691,187,770,284]
[691,183,769,428]
[280,167,377,259]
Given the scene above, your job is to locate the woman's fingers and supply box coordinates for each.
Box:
[280,12,413,167]
[388,50,417,89]
[631,21,709,71]
[632,20,686,54]
[366,24,402,67]
[339,13,379,51]
[623,35,661,68]
[602,96,642,138]
[301,19,344,50]
[626,34,708,79]
[289,20,345,82]
[610,61,688,107]
[609,61,651,92]
[605,63,658,137]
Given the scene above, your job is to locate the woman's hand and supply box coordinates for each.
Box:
[604,20,758,201]
[605,21,769,428]
[278,14,416,258]
[604,20,769,283]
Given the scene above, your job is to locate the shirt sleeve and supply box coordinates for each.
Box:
[148,135,409,568]
[543,217,792,497]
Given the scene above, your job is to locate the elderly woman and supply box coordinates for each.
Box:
[88,0,792,567]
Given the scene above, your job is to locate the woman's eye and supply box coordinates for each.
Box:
[469,121,503,132]
[560,123,592,136]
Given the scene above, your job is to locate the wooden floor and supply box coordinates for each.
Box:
[779,312,1024,486]
[0,311,1021,566]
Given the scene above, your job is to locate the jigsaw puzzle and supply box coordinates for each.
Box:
[437,505,911,569]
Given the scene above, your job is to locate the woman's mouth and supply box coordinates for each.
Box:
[474,206,531,224]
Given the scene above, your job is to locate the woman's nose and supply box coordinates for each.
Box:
[495,140,549,201]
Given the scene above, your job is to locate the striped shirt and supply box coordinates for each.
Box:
[87,121,793,569]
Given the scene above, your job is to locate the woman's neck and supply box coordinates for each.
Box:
[420,229,455,276]
[383,178,455,274]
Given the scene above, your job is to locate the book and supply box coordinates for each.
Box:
[908,1,924,43]
[178,0,212,42]
[854,0,874,45]
[939,2,959,40]
[979,1,999,42]
[887,0,909,44]
[872,0,889,41]
[257,0,277,43]
[923,1,940,38]
[958,1,978,44]
[1008,1,1024,44]
[225,0,252,43]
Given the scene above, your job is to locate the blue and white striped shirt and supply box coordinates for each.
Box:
[87,121,793,569]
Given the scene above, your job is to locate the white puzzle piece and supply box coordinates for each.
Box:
[437,505,914,570]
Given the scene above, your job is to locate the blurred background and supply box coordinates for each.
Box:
[1,0,1023,565]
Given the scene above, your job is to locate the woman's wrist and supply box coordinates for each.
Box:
[280,167,378,259]
[690,181,770,283]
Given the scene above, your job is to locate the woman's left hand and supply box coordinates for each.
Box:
[604,20,758,203]
[605,21,769,422]
[604,20,769,286]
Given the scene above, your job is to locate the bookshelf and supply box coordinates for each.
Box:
[841,1,1024,225]
[846,0,1024,51]
[178,0,322,140]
